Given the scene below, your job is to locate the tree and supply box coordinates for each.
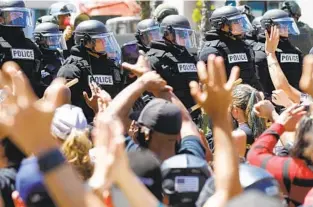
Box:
[138,1,151,20]
[199,1,214,51]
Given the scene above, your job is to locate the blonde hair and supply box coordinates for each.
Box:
[61,130,94,181]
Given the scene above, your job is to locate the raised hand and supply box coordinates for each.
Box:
[122,52,151,77]
[265,26,280,54]
[300,55,313,97]
[138,71,172,94]
[253,100,276,119]
[276,104,306,132]
[272,89,293,108]
[0,62,64,155]
[189,55,239,118]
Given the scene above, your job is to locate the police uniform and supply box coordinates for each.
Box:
[0,31,43,96]
[41,50,63,85]
[199,31,263,91]
[254,36,303,94]
[147,41,199,111]
[57,46,123,122]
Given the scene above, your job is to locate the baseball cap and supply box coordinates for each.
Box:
[109,150,163,207]
[15,157,55,207]
[51,104,88,140]
[161,154,212,206]
[130,98,182,135]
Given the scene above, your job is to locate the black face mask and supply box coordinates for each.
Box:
[0,26,24,39]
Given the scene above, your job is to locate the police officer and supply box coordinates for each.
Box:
[281,1,313,55]
[199,6,262,91]
[152,3,179,23]
[34,22,66,85]
[57,20,123,122]
[237,5,257,47]
[0,0,44,96]
[49,2,76,58]
[146,15,200,121]
[253,9,303,94]
[122,19,162,88]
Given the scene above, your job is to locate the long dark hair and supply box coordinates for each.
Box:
[290,115,313,163]
[232,84,266,138]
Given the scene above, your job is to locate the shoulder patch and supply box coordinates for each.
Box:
[11,49,34,60]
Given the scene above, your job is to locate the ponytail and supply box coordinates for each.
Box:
[246,90,266,138]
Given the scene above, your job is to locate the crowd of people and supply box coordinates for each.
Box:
[2,0,313,207]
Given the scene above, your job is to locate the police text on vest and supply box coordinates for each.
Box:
[280,54,299,63]
[228,53,248,64]
[177,63,197,73]
[11,49,34,60]
[88,75,113,86]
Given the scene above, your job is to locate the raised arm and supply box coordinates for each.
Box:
[265,26,301,103]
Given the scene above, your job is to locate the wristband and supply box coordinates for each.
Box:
[38,148,66,174]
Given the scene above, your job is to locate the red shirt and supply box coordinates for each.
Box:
[247,123,313,207]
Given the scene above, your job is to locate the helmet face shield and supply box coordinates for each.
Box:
[161,27,197,49]
[140,26,162,46]
[228,14,253,35]
[0,8,32,28]
[273,17,300,36]
[41,32,67,50]
[91,33,121,63]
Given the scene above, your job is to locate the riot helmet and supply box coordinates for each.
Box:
[153,3,179,23]
[161,154,212,207]
[237,5,255,22]
[261,9,300,37]
[136,19,162,47]
[252,16,264,35]
[210,6,253,36]
[36,15,58,25]
[49,2,76,29]
[281,1,301,19]
[74,20,121,63]
[34,22,67,51]
[0,0,32,28]
[160,15,197,49]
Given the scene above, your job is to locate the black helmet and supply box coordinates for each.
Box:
[237,5,255,22]
[74,20,121,62]
[136,19,162,47]
[0,0,32,28]
[49,2,76,17]
[36,15,58,25]
[160,15,197,48]
[196,164,281,207]
[210,6,253,35]
[34,22,67,51]
[153,3,179,23]
[261,9,300,36]
[281,1,301,18]
[161,154,212,207]
[252,16,264,35]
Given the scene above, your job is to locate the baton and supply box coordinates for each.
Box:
[66,78,79,88]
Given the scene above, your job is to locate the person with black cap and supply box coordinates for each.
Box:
[57,20,124,122]
[281,1,313,55]
[199,6,263,91]
[34,21,66,85]
[253,9,303,95]
[49,2,76,58]
[0,0,44,97]
[146,15,201,124]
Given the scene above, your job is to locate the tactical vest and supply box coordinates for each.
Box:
[254,41,303,91]
[147,44,198,109]
[202,39,262,91]
[63,55,123,98]
[0,36,41,86]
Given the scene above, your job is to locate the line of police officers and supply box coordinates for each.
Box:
[0,0,311,124]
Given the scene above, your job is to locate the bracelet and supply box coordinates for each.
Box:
[38,148,66,174]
